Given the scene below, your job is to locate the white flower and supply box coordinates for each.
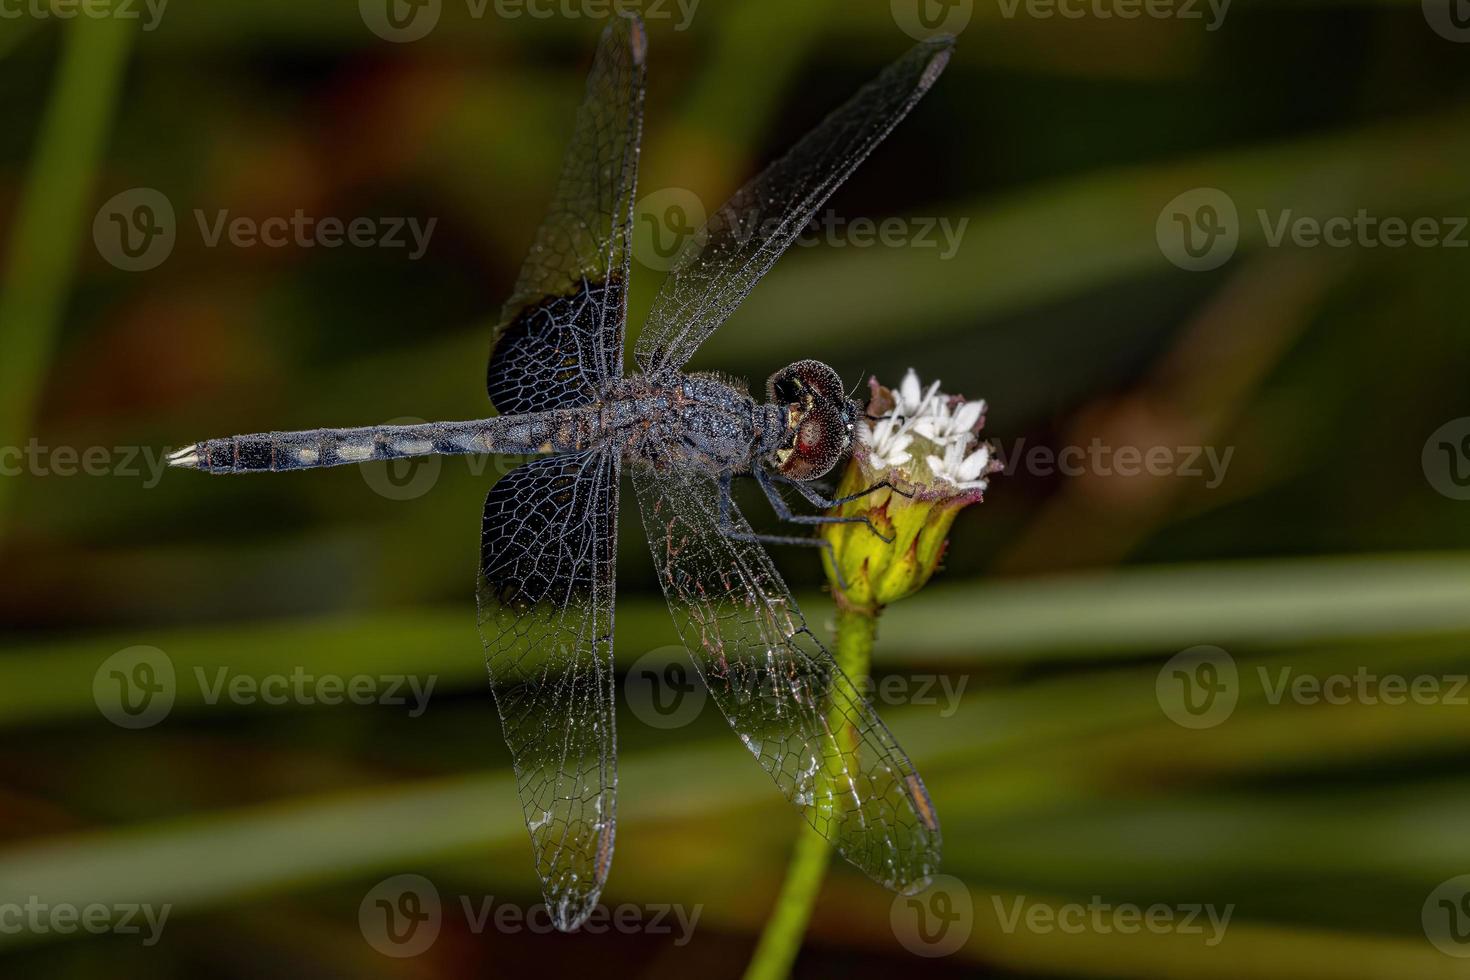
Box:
[911,397,986,445]
[863,414,914,468]
[860,368,995,497]
[926,439,992,491]
[896,368,941,419]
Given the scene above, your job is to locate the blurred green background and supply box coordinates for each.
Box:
[3,0,1470,976]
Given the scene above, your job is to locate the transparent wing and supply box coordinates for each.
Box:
[487,13,646,414]
[476,450,620,931]
[633,35,953,376]
[631,464,941,892]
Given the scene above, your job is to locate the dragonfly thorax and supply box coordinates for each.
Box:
[762,359,858,481]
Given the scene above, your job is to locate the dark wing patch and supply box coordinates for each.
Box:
[476,450,620,931]
[631,464,941,894]
[487,14,645,414]
[487,276,624,416]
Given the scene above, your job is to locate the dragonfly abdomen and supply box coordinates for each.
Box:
[168,412,602,475]
[168,421,490,474]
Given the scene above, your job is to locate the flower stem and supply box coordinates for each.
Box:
[742,604,880,980]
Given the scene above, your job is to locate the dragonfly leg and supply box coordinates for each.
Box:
[755,469,895,544]
[770,473,914,509]
[716,474,852,590]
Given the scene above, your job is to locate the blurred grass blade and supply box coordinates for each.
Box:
[696,105,1470,364]
[0,11,134,534]
[4,552,1470,725]
[1,706,1463,979]
[888,551,1470,660]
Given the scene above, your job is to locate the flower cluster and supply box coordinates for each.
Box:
[822,370,997,611]
[860,369,994,496]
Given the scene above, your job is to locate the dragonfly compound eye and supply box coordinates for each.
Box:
[777,404,849,480]
[767,359,845,407]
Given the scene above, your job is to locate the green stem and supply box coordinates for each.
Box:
[742,604,880,980]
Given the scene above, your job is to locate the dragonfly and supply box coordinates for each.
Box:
[169,14,952,931]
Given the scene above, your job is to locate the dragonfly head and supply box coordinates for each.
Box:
[765,359,854,481]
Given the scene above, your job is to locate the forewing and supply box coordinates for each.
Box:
[631,465,941,892]
[487,14,646,414]
[476,450,620,931]
[633,36,953,375]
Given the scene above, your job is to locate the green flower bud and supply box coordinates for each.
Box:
[821,370,996,612]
